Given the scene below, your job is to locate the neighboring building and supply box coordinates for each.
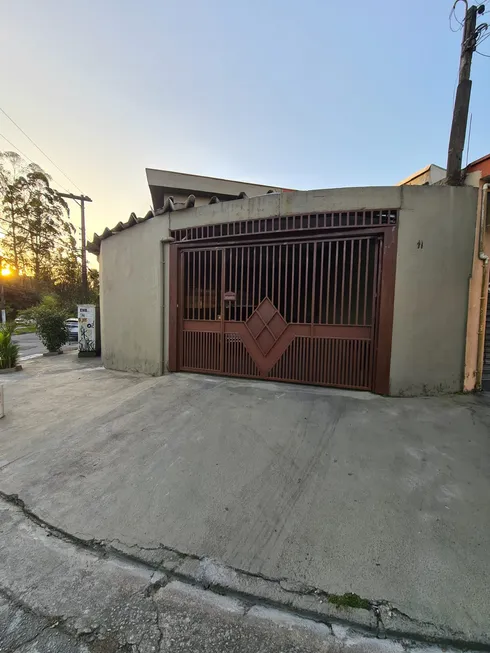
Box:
[397,164,447,186]
[89,169,479,396]
[146,169,294,211]
[460,154,490,391]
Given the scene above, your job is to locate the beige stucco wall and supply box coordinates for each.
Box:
[100,185,477,394]
[100,214,169,375]
[390,185,477,395]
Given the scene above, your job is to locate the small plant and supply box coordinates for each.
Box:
[0,324,20,370]
[328,592,371,611]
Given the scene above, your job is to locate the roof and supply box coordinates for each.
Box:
[147,168,294,212]
[87,191,277,255]
[466,153,490,171]
[88,168,294,255]
[396,164,446,186]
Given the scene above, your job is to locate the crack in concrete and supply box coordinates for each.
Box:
[1,490,486,652]
[150,593,164,653]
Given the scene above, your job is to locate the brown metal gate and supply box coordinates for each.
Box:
[173,233,388,391]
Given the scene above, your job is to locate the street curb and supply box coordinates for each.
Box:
[1,491,488,651]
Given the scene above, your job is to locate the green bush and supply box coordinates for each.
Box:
[23,296,68,353]
[0,325,20,370]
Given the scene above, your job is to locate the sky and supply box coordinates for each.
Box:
[0,0,489,246]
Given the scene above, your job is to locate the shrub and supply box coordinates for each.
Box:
[23,296,69,353]
[0,325,20,370]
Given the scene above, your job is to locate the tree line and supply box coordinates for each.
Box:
[0,151,98,316]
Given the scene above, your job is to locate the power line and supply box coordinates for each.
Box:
[0,131,80,204]
[0,106,83,194]
[449,6,463,31]
[0,216,81,253]
[475,48,490,55]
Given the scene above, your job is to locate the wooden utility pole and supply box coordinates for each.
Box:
[58,192,92,299]
[446,4,478,185]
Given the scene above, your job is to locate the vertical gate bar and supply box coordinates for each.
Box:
[246,247,251,320]
[339,339,344,385]
[290,245,295,322]
[220,250,225,373]
[363,239,371,325]
[334,339,339,385]
[348,340,353,386]
[178,251,185,370]
[318,242,325,324]
[326,242,332,324]
[278,245,282,314]
[297,243,303,323]
[271,246,275,307]
[348,240,354,326]
[258,246,263,306]
[265,246,269,300]
[355,239,361,326]
[341,240,346,324]
[197,250,201,321]
[333,241,339,325]
[310,243,317,327]
[191,251,195,319]
[188,251,192,320]
[252,248,256,312]
[228,247,233,294]
[368,238,380,389]
[341,340,345,385]
[308,243,318,381]
[183,252,187,320]
[240,246,245,322]
[204,250,208,321]
[284,245,289,321]
[214,249,219,320]
[289,340,293,381]
[304,243,309,323]
[234,246,239,321]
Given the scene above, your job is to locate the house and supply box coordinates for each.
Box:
[88,167,484,396]
[396,164,447,186]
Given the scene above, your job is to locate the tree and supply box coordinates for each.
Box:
[0,152,75,279]
[0,151,97,314]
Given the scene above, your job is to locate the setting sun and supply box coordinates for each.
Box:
[1,268,12,277]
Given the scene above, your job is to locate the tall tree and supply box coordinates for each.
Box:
[0,151,74,279]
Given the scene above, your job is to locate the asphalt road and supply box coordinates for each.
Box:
[13,332,78,360]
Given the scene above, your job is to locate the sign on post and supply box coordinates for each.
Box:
[78,304,97,356]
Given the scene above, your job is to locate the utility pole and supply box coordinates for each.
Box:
[446,3,479,185]
[58,192,93,299]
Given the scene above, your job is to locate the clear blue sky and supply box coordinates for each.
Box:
[0,0,489,239]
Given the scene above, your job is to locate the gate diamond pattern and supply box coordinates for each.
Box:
[245,298,287,355]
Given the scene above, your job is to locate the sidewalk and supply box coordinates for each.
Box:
[1,353,490,648]
[0,495,468,653]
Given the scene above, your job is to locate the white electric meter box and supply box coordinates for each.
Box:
[78,304,100,357]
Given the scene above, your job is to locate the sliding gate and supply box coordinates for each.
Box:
[175,234,386,391]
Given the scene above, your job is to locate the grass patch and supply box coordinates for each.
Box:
[14,325,36,335]
[328,592,371,610]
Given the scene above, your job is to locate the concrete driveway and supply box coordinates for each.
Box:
[1,354,489,646]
